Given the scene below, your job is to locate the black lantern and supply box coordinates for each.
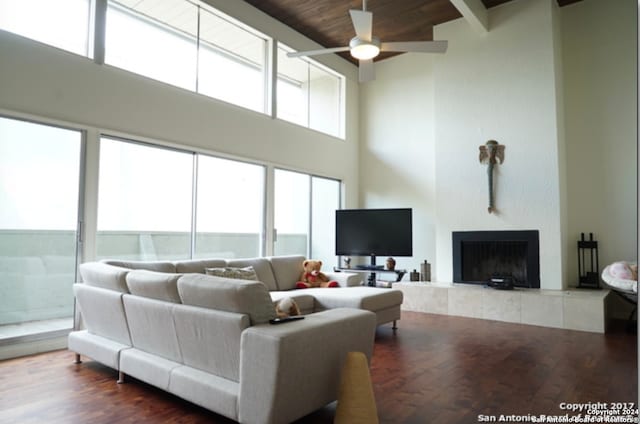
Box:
[577,232,600,289]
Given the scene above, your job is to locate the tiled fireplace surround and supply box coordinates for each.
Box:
[396,230,609,333]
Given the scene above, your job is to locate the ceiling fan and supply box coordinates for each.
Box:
[286,0,448,82]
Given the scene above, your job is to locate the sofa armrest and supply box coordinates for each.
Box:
[238,308,376,424]
[325,271,363,287]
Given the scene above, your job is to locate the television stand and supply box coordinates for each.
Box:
[334,267,407,287]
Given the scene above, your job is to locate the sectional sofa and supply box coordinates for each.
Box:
[69,255,403,424]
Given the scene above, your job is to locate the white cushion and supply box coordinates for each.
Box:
[173,305,250,382]
[126,270,182,303]
[268,255,306,291]
[226,258,278,291]
[79,262,130,293]
[178,274,276,324]
[122,295,182,363]
[73,284,131,345]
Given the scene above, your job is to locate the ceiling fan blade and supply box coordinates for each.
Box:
[349,9,373,41]
[359,59,375,83]
[380,40,448,54]
[286,46,350,58]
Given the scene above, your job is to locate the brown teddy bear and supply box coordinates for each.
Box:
[296,259,339,289]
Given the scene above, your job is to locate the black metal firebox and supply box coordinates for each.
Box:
[452,230,540,288]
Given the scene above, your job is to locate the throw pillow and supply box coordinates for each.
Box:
[205,266,258,281]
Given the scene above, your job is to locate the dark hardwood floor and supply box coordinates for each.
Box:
[0,312,636,424]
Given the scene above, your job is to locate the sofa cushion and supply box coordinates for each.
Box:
[268,255,306,291]
[73,284,131,345]
[225,258,278,291]
[173,305,250,382]
[205,266,258,281]
[123,295,183,364]
[177,274,276,324]
[80,262,130,293]
[306,287,403,312]
[101,259,176,273]
[126,270,182,303]
[174,259,227,274]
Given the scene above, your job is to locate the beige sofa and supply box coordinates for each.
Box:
[69,255,403,424]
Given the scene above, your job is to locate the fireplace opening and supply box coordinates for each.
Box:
[452,230,540,288]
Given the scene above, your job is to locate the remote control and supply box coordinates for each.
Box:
[269,316,305,324]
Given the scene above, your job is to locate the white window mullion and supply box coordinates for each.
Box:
[267,39,277,117]
[92,0,107,64]
[81,129,101,264]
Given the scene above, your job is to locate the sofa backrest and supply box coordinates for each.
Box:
[173,259,226,274]
[74,284,131,345]
[125,270,182,303]
[173,305,250,382]
[122,295,182,363]
[177,274,276,325]
[268,255,305,291]
[101,259,176,273]
[225,258,278,291]
[79,262,130,293]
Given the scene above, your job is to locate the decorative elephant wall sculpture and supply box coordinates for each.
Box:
[478,140,505,214]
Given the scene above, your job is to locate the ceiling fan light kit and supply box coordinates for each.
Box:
[286,0,448,82]
[349,36,380,60]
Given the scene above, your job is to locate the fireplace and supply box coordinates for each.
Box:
[452,230,540,288]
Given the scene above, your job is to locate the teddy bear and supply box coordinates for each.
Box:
[275,297,301,318]
[296,259,339,289]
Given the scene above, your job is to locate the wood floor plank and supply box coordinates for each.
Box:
[0,312,635,423]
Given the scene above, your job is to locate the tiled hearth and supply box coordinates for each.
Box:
[396,282,610,333]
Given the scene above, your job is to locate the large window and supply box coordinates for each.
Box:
[0,0,91,57]
[274,169,341,266]
[96,138,194,260]
[195,155,265,258]
[277,45,344,138]
[97,138,267,261]
[106,0,267,112]
[0,0,346,138]
[197,7,266,112]
[0,116,82,332]
[105,0,199,91]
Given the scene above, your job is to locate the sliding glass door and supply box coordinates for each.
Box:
[0,117,83,336]
[96,138,193,260]
[274,169,341,266]
[195,155,265,258]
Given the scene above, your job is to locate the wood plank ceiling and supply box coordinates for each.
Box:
[241,0,583,64]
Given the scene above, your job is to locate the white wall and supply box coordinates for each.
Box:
[562,0,638,278]
[359,53,438,274]
[360,0,637,290]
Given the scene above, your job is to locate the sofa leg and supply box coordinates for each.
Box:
[73,353,82,364]
[117,371,125,384]
[392,320,398,331]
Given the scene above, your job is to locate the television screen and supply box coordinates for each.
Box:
[335,208,413,257]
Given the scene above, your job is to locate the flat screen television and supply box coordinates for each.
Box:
[335,208,413,268]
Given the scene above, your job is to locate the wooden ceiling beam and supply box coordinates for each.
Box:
[450,0,489,33]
